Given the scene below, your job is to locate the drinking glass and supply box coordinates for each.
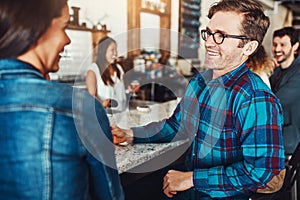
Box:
[129,80,140,97]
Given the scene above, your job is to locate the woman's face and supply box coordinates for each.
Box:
[106,42,118,64]
[35,4,71,74]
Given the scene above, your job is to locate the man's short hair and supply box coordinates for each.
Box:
[208,0,270,47]
[273,27,300,46]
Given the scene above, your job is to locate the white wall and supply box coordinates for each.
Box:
[68,0,127,35]
[68,0,179,57]
[68,0,127,57]
[68,0,291,64]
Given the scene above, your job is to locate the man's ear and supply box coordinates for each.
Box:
[292,41,299,54]
[243,40,259,56]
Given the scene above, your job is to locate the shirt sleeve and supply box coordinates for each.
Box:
[132,77,201,143]
[193,92,285,198]
[132,102,183,143]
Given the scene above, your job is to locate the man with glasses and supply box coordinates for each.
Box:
[113,0,285,199]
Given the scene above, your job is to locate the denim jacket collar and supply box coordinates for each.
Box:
[0,58,44,80]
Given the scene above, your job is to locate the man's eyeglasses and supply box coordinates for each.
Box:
[201,29,249,44]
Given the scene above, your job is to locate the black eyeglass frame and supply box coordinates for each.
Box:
[201,29,249,44]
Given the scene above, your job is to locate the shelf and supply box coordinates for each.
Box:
[140,8,170,16]
[91,29,111,34]
[67,24,92,31]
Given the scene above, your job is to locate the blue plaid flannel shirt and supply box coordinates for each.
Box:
[133,62,285,199]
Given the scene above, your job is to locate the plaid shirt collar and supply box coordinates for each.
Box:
[200,61,249,88]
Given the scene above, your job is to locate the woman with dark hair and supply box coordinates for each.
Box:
[86,37,126,111]
[0,0,124,199]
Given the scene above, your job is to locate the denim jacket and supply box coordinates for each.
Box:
[0,59,124,200]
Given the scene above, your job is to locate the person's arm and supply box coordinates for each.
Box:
[74,89,124,199]
[85,70,98,97]
[192,93,285,198]
[132,77,202,144]
[111,105,182,145]
[113,81,196,144]
[113,76,204,144]
[85,70,110,108]
[86,151,124,199]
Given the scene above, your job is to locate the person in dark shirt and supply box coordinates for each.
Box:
[269,27,300,155]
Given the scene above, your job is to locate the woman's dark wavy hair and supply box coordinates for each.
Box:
[96,37,121,86]
[208,0,270,48]
[0,0,68,58]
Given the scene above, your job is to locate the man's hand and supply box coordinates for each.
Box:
[111,126,133,144]
[163,170,194,198]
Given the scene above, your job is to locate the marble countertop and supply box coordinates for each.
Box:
[110,99,189,174]
[108,99,179,129]
[116,139,189,174]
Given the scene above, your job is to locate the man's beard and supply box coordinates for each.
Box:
[277,57,286,64]
[276,48,293,64]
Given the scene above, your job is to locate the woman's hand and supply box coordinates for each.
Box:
[101,99,111,108]
[271,58,280,68]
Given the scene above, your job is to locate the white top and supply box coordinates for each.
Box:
[256,71,271,88]
[87,63,126,111]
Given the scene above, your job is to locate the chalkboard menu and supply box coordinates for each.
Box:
[178,0,201,59]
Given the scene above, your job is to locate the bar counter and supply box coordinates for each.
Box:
[116,139,189,174]
[111,99,190,174]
